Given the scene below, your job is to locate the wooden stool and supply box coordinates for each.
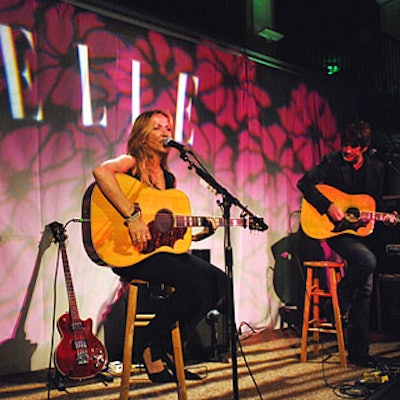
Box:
[119,279,187,400]
[300,261,347,367]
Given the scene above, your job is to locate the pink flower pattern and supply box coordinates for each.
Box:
[0,0,341,357]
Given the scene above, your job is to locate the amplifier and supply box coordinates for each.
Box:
[386,244,400,255]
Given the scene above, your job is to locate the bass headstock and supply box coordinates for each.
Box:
[49,221,67,243]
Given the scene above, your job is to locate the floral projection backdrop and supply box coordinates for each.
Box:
[0,0,342,374]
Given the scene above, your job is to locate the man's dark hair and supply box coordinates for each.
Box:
[341,120,371,148]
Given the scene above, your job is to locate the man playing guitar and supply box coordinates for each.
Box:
[298,120,397,367]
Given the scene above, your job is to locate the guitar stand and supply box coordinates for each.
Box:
[49,369,113,391]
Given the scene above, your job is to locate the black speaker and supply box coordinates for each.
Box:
[183,312,229,362]
[103,282,165,363]
[103,286,126,362]
[103,249,229,363]
[376,276,400,333]
[185,249,229,362]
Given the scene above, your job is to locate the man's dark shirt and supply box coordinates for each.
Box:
[297,151,386,215]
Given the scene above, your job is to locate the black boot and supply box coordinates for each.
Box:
[347,297,377,367]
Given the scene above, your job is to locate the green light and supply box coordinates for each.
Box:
[326,65,340,75]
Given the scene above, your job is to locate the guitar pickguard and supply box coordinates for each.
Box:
[144,217,187,253]
[332,218,368,233]
[331,207,369,233]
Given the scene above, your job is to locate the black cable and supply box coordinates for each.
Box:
[320,342,372,399]
[46,233,62,398]
[333,383,370,399]
[238,321,257,337]
[236,328,264,400]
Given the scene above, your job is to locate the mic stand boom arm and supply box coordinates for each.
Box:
[178,148,268,400]
[178,149,268,230]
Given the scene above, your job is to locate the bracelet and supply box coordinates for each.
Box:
[123,203,141,226]
[124,211,140,225]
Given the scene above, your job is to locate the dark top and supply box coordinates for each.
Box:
[131,168,176,190]
[297,151,386,215]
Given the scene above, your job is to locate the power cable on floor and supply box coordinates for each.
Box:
[237,327,264,400]
[320,353,370,399]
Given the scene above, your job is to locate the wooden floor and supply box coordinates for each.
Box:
[1,328,400,400]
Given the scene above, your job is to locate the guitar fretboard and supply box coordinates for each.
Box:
[174,215,246,228]
[360,211,399,223]
[60,242,81,323]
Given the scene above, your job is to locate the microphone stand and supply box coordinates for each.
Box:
[176,147,268,400]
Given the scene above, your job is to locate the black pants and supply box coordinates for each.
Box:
[113,252,228,351]
[327,235,377,358]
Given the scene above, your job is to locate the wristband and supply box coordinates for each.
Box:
[123,203,141,226]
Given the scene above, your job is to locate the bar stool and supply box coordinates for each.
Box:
[119,279,187,400]
[300,260,347,367]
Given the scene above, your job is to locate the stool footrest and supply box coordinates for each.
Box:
[310,291,333,297]
[308,327,337,334]
[308,319,334,327]
[304,261,345,268]
[135,314,156,320]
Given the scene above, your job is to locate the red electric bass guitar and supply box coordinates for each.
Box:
[49,222,107,379]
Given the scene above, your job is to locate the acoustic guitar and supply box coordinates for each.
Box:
[300,184,399,240]
[49,222,107,379]
[81,173,266,267]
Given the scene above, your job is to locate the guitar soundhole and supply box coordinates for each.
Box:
[345,207,361,222]
[155,209,174,233]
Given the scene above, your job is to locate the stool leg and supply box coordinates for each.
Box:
[120,284,139,400]
[171,322,188,400]
[301,268,312,362]
[330,269,347,367]
[311,276,321,356]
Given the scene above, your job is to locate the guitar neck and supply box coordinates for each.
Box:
[361,211,399,223]
[59,242,81,322]
[174,215,246,228]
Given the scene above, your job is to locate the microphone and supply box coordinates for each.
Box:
[163,137,186,151]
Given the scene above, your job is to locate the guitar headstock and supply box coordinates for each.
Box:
[49,221,68,244]
[248,216,269,232]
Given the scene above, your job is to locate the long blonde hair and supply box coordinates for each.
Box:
[126,110,172,187]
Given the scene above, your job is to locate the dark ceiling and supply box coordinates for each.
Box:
[74,0,399,76]
[68,0,400,112]
[66,0,400,151]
